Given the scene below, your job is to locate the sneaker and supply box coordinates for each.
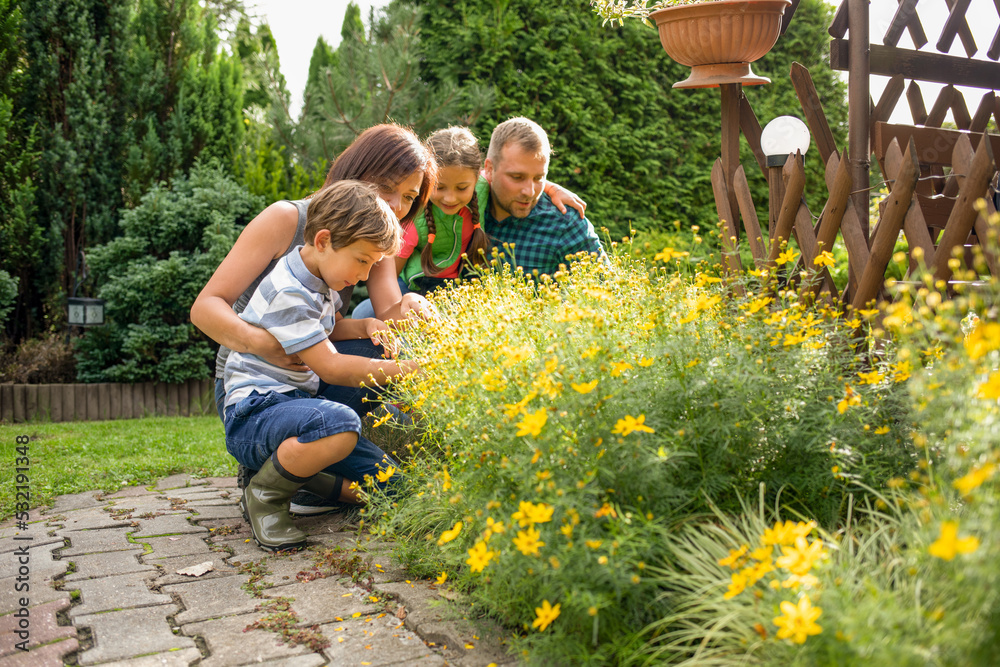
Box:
[288,490,342,516]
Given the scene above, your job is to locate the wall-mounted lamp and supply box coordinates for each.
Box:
[761,115,811,167]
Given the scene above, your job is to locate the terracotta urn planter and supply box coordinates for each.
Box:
[649,0,792,89]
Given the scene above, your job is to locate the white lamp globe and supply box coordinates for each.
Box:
[761,115,810,166]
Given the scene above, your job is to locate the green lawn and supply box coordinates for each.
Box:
[0,416,233,519]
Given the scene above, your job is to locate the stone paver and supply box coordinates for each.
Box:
[163,574,259,624]
[265,577,372,625]
[320,614,444,666]
[73,604,196,665]
[212,537,262,564]
[84,647,202,666]
[187,504,243,521]
[58,527,137,556]
[0,523,62,554]
[0,541,66,581]
[103,485,161,499]
[53,506,132,532]
[63,548,154,581]
[51,491,104,512]
[181,612,316,667]
[65,572,170,618]
[150,554,237,586]
[258,551,319,588]
[0,598,76,658]
[129,513,208,539]
[0,637,79,667]
[0,586,69,616]
[156,474,208,491]
[140,534,213,560]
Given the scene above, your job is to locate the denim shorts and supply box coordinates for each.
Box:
[223,390,398,491]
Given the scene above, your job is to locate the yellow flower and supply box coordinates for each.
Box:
[773,595,823,644]
[975,371,1000,400]
[723,571,748,599]
[857,369,884,385]
[750,545,774,561]
[437,521,463,546]
[891,360,912,383]
[516,409,548,437]
[584,539,603,549]
[611,414,655,436]
[514,526,545,556]
[532,600,560,632]
[371,410,393,428]
[837,385,861,414]
[812,250,835,267]
[376,466,396,483]
[717,544,748,569]
[466,541,497,572]
[775,248,799,266]
[610,361,634,377]
[874,425,891,435]
[929,520,980,561]
[654,247,689,263]
[638,356,655,367]
[580,345,601,359]
[775,537,825,575]
[745,297,772,314]
[965,322,1000,360]
[442,467,452,492]
[594,502,617,519]
[511,501,554,526]
[435,572,448,585]
[571,380,599,394]
[953,463,996,495]
[761,520,816,546]
[481,368,508,392]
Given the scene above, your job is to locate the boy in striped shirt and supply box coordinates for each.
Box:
[223,180,415,551]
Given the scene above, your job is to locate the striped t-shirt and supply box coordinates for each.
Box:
[223,247,342,408]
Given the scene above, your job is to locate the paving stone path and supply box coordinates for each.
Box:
[0,474,515,667]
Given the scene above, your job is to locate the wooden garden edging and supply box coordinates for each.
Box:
[0,379,215,423]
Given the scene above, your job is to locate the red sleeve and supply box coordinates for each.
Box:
[398,222,419,259]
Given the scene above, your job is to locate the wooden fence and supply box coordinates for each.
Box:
[0,379,215,423]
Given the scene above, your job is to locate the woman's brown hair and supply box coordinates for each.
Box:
[421,126,491,276]
[323,124,436,225]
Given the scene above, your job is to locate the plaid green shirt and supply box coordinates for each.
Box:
[484,193,605,277]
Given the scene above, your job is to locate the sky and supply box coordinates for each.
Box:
[249,0,389,116]
[251,0,999,124]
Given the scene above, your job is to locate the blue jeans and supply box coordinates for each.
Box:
[214,338,386,422]
[224,389,397,492]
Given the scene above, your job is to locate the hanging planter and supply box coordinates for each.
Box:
[650,0,792,88]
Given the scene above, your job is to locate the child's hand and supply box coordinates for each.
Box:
[365,318,400,358]
[400,292,439,321]
[547,183,587,217]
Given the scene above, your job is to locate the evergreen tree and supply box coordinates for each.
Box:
[411,0,846,237]
[0,0,39,338]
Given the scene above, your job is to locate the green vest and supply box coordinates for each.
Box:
[400,178,490,291]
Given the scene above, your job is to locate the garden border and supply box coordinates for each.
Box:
[0,379,214,423]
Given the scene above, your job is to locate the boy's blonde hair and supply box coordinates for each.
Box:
[305,180,401,255]
[486,117,550,166]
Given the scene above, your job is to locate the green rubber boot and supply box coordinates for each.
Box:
[240,454,310,551]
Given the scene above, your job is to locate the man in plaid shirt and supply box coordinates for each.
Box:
[483,117,606,277]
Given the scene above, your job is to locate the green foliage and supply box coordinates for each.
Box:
[366,251,913,664]
[412,0,845,239]
[75,163,263,383]
[0,0,42,341]
[277,2,492,168]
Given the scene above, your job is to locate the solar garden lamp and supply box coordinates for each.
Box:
[761,115,811,232]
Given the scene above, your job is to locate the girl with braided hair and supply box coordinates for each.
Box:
[351,125,586,317]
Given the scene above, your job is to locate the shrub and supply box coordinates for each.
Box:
[0,331,77,383]
[75,162,264,383]
[365,244,914,664]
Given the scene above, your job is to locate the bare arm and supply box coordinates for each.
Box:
[366,257,435,322]
[190,201,303,367]
[297,339,416,388]
[544,181,587,217]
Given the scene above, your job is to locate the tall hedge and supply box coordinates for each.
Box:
[411,0,846,238]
